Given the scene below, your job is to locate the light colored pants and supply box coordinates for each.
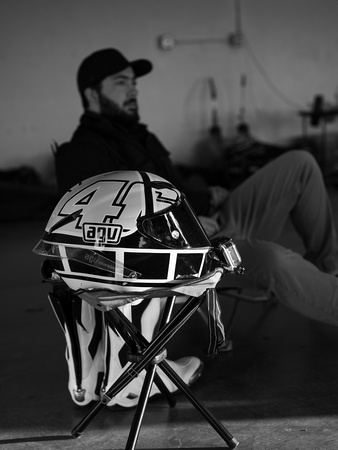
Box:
[218,150,338,326]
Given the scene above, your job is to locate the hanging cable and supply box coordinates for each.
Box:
[231,0,303,111]
[241,34,303,111]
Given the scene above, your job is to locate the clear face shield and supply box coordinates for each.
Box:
[138,196,211,249]
[33,240,141,279]
[138,195,243,274]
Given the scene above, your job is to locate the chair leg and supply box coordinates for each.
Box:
[71,295,239,449]
[159,359,239,449]
[125,363,161,450]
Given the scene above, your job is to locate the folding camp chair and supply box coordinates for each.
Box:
[43,262,242,450]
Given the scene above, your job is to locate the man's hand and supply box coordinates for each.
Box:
[198,215,220,237]
[208,186,229,211]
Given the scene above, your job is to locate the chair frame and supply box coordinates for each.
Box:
[70,290,239,449]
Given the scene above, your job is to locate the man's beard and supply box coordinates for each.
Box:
[98,92,140,126]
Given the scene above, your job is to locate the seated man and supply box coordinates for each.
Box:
[53,48,338,407]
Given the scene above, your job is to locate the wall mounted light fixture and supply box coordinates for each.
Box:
[158,32,243,51]
[158,0,244,51]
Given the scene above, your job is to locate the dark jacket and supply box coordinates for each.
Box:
[55,112,210,215]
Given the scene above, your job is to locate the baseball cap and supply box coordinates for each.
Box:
[77,48,153,94]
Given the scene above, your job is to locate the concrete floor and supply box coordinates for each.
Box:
[1,190,338,450]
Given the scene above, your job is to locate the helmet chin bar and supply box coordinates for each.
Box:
[72,238,244,311]
[210,236,244,275]
[39,236,244,305]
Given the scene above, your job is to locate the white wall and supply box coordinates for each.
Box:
[1,0,338,184]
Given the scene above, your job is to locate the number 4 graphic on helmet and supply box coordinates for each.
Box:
[58,179,129,229]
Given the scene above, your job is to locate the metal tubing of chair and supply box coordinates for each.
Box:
[71,295,206,437]
[153,371,177,407]
[159,295,177,327]
[71,400,106,437]
[102,296,205,401]
[158,359,239,449]
[125,364,157,450]
[111,294,204,368]
[105,306,144,355]
[109,303,177,407]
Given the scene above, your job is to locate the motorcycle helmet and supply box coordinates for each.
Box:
[33,170,213,293]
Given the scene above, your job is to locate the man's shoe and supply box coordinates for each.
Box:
[153,356,204,395]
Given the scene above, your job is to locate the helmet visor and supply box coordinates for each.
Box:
[139,197,211,249]
[33,240,141,279]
